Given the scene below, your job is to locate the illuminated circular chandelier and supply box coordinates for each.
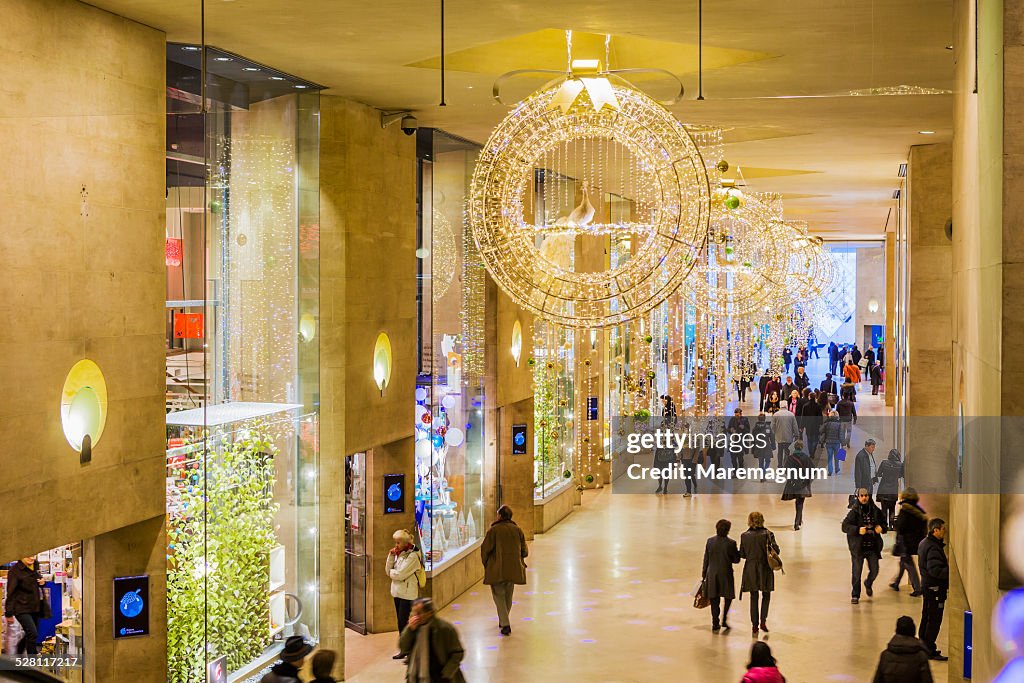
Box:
[469,56,710,329]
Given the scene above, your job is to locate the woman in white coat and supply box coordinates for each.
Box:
[386,529,422,659]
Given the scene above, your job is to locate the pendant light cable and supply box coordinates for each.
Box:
[440,0,447,106]
[697,0,705,100]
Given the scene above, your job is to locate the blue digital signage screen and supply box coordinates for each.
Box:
[384,473,406,514]
[113,575,149,638]
[512,423,528,455]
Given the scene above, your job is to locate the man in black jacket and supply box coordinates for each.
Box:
[917,519,949,661]
[819,373,838,396]
[872,616,934,683]
[842,488,886,604]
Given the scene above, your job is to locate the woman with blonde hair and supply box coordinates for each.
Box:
[386,528,422,659]
[739,511,781,638]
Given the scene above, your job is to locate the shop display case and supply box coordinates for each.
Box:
[165,405,319,682]
[164,43,321,683]
[532,320,576,500]
[415,130,486,574]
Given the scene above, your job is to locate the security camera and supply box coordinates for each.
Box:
[381,110,419,136]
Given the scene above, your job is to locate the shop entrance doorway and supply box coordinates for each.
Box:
[345,451,368,633]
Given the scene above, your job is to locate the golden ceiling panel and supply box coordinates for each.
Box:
[405,28,772,75]
[724,167,822,180]
[722,127,808,144]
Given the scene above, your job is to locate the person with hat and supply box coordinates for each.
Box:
[399,598,466,683]
[260,635,313,683]
[890,488,926,596]
[842,487,887,604]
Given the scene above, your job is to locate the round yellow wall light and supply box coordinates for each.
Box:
[299,313,317,342]
[61,359,107,452]
[373,332,393,393]
[511,319,523,367]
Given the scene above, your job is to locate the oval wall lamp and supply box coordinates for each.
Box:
[511,319,523,367]
[299,312,317,343]
[373,332,393,395]
[61,359,108,464]
[868,298,880,314]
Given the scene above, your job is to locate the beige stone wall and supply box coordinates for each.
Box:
[908,142,954,418]
[0,0,167,558]
[947,0,1008,680]
[85,517,167,682]
[0,1,167,680]
[319,95,417,642]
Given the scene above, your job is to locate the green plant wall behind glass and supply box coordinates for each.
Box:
[167,422,280,682]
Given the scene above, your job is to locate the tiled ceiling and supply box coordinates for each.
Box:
[89,0,954,237]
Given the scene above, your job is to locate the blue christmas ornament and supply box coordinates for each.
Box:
[994,658,1024,682]
[432,434,445,449]
[996,588,1024,654]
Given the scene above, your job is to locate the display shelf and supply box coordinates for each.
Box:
[166,402,304,427]
[269,591,286,639]
[268,545,285,593]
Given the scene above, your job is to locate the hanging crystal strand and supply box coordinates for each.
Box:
[566,29,573,73]
[545,147,551,226]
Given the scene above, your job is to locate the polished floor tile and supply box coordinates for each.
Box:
[347,377,943,682]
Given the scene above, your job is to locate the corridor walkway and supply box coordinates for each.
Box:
[347,377,939,682]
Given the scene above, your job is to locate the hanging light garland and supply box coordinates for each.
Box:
[469,35,711,329]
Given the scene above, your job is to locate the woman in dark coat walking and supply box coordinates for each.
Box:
[702,519,741,632]
[740,511,781,637]
[870,363,884,395]
[890,488,926,596]
[876,449,904,528]
[781,442,814,530]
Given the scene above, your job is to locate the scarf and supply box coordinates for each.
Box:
[408,621,432,683]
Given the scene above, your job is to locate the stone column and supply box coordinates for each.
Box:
[884,232,896,405]
[319,96,417,646]
[905,142,955,521]
[84,517,167,683]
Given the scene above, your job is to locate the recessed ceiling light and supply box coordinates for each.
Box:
[213,57,233,62]
[294,85,308,89]
[467,85,474,89]
[182,46,200,51]
[918,130,936,135]
[242,67,260,72]
[270,76,285,81]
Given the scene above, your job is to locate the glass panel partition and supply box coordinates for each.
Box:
[164,44,322,682]
[414,130,486,572]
